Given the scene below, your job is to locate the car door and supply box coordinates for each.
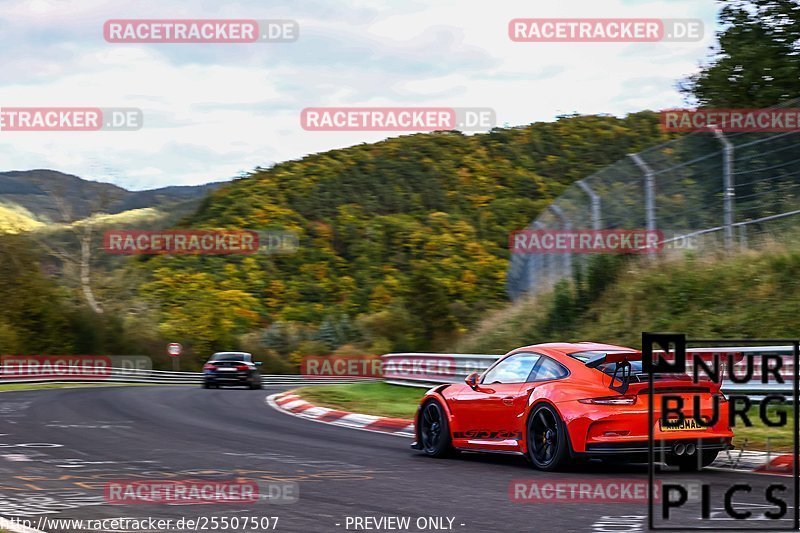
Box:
[451,352,541,451]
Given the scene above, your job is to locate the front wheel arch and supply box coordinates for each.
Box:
[418,398,454,457]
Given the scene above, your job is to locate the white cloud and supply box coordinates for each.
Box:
[0,0,719,190]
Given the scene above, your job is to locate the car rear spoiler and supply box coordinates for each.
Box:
[584,350,738,395]
[585,352,642,395]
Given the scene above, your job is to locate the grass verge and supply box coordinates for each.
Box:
[293,383,793,452]
[294,382,425,419]
[732,405,793,453]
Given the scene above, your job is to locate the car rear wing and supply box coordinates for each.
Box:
[584,352,641,394]
[584,350,737,395]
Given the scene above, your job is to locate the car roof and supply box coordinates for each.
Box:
[211,351,251,356]
[513,341,638,355]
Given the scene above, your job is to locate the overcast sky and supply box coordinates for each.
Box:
[0,0,720,190]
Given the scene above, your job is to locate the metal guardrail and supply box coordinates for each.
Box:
[0,367,375,386]
[381,347,796,398]
[382,353,497,388]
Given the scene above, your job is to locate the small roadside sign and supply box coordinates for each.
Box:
[167,343,182,357]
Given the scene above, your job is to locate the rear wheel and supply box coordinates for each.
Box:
[202,381,210,389]
[419,400,452,457]
[666,450,719,471]
[527,404,568,471]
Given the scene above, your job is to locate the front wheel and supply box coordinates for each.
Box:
[527,404,569,471]
[419,400,453,457]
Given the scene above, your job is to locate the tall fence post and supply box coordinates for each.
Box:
[629,153,657,255]
[577,180,602,230]
[713,128,735,250]
[532,221,550,287]
[549,205,572,277]
[629,153,656,233]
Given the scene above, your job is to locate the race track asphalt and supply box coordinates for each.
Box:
[0,386,795,533]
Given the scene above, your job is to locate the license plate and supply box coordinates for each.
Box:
[659,418,706,431]
[217,368,236,372]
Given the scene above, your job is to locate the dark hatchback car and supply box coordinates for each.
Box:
[202,352,263,389]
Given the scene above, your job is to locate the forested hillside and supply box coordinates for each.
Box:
[135,113,673,366]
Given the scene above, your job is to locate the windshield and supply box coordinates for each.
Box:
[211,353,251,362]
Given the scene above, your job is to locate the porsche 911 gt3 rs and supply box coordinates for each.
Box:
[411,342,733,471]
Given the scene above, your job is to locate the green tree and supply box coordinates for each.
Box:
[682,0,800,106]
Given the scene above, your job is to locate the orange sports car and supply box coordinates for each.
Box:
[411,342,733,471]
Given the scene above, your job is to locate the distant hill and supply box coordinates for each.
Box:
[0,170,224,223]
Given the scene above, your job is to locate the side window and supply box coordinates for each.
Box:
[528,356,569,382]
[481,352,540,384]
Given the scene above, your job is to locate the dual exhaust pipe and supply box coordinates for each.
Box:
[673,443,697,456]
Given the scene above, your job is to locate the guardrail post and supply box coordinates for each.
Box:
[549,204,572,277]
[713,128,735,250]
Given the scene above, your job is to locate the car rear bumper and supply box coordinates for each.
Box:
[205,373,251,382]
[584,437,732,455]
[559,397,733,453]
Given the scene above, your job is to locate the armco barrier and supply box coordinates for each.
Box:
[382,353,498,388]
[0,366,375,386]
[381,346,796,398]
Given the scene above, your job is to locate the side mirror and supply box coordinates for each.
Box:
[255,362,263,366]
[465,372,480,389]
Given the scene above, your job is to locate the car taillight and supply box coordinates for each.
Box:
[579,396,637,405]
[236,364,249,371]
[203,363,217,370]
